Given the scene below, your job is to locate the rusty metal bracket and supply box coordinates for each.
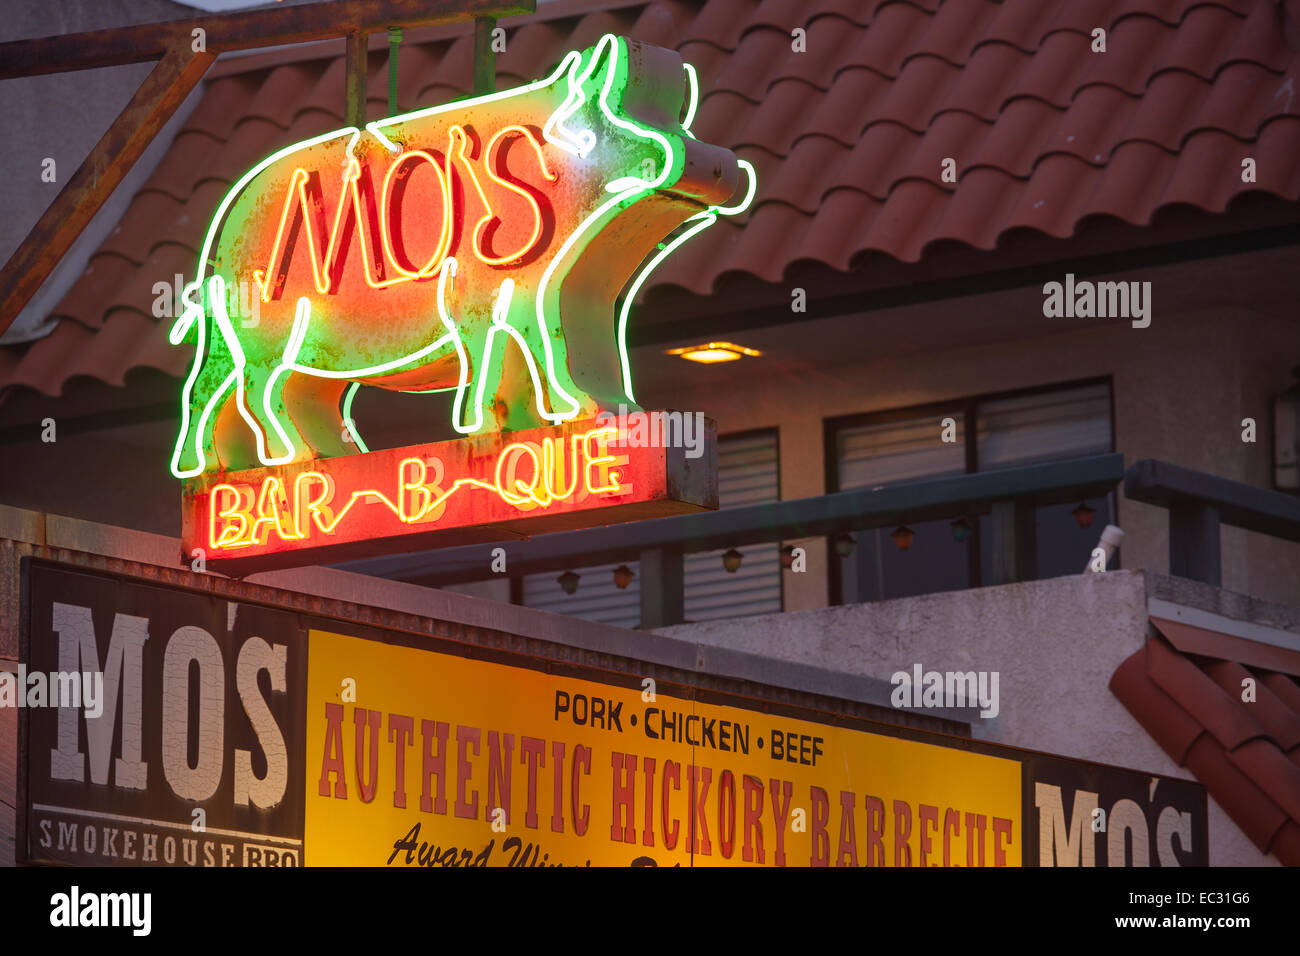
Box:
[0,0,533,78]
[345,30,368,128]
[0,49,214,339]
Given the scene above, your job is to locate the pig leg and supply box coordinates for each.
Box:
[237,295,318,465]
[451,321,496,434]
[237,361,310,466]
[456,306,557,434]
[454,279,593,434]
[212,389,260,471]
[506,286,596,423]
[282,372,354,459]
[170,303,238,478]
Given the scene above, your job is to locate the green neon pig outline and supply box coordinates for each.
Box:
[168,35,755,479]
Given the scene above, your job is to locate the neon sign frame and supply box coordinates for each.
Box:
[181,414,718,575]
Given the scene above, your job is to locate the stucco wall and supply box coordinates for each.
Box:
[658,568,1284,866]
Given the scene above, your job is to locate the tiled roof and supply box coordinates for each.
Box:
[1110,616,1300,865]
[3,0,1298,395]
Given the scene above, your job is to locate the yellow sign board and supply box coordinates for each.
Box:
[304,629,1021,866]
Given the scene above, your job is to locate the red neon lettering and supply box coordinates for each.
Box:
[262,161,389,299]
[206,427,625,551]
[210,483,255,550]
[262,123,556,299]
[381,150,451,279]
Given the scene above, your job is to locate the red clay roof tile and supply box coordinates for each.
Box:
[44,254,138,331]
[1263,670,1300,711]
[1225,737,1300,820]
[1146,634,1269,749]
[1112,629,1300,865]
[1202,660,1300,751]
[1109,643,1206,763]
[1182,733,1293,853]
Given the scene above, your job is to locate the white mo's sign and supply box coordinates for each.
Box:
[23,562,306,866]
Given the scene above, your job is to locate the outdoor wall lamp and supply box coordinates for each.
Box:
[612,565,634,589]
[665,342,762,364]
[890,526,915,551]
[1073,502,1097,529]
[833,533,856,557]
[721,548,744,572]
[557,570,580,595]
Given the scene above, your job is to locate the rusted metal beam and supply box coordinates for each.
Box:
[0,0,534,79]
[345,30,368,128]
[474,17,497,95]
[0,50,215,337]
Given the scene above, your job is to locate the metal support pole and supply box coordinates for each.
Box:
[639,547,684,628]
[345,30,367,128]
[1169,501,1221,586]
[473,17,496,95]
[386,27,402,115]
[989,499,1037,585]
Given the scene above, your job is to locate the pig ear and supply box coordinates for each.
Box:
[582,35,623,98]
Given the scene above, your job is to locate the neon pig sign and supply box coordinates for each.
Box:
[171,35,750,573]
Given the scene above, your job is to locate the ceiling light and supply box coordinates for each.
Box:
[665,342,762,364]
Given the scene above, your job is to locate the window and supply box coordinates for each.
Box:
[684,430,781,622]
[828,379,1115,604]
[520,429,782,625]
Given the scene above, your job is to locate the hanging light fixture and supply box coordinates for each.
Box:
[950,517,971,542]
[833,533,856,558]
[722,548,744,573]
[612,565,634,589]
[664,341,762,364]
[891,525,915,551]
[1072,502,1096,530]
[557,570,580,595]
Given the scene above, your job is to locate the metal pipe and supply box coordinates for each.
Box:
[387,27,402,115]
[473,17,496,95]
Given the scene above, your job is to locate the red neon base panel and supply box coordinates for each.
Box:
[180,413,717,576]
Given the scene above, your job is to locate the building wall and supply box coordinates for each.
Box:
[640,300,1300,610]
[658,568,1287,866]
